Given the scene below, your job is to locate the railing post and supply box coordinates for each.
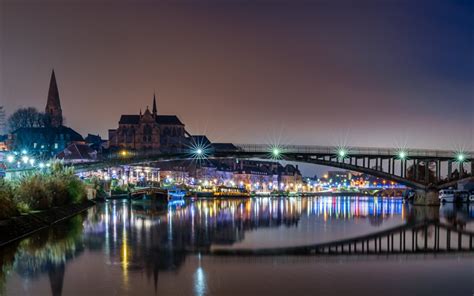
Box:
[448,160,452,180]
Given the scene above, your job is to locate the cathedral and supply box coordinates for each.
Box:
[108,94,187,152]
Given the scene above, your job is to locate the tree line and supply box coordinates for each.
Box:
[0,106,58,133]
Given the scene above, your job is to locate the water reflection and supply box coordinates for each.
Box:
[1,197,473,295]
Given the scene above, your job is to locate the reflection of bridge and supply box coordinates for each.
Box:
[210,221,474,256]
[74,144,473,191]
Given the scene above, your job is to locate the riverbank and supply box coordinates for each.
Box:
[0,200,95,247]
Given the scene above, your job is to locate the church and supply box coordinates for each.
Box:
[9,71,84,156]
[108,94,187,152]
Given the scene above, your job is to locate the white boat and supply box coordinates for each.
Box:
[439,189,455,203]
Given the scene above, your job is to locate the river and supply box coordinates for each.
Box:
[1,196,473,295]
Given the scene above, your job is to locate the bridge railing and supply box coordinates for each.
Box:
[233,144,470,159]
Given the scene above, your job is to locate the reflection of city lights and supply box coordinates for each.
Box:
[194,266,207,296]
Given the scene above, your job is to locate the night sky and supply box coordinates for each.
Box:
[1,0,473,151]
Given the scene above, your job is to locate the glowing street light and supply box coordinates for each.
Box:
[272,148,280,157]
[21,156,29,164]
[6,155,15,163]
[196,148,203,155]
[457,153,466,162]
[338,149,347,158]
[398,151,407,159]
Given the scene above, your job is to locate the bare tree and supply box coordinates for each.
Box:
[7,107,47,132]
[0,106,5,134]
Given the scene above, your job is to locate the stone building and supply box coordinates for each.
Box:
[108,94,186,152]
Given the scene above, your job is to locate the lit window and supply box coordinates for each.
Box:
[54,143,58,149]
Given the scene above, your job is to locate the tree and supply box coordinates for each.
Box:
[0,106,5,134]
[7,107,47,132]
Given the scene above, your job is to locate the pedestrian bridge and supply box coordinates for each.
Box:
[74,144,473,191]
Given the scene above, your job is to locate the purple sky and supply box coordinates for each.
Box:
[1,0,473,153]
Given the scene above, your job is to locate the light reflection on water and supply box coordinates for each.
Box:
[1,196,473,296]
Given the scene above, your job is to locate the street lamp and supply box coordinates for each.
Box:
[6,155,15,163]
[272,148,280,157]
[338,149,347,158]
[398,151,407,159]
[457,153,466,162]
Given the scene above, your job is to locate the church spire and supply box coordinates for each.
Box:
[152,92,157,116]
[45,69,63,127]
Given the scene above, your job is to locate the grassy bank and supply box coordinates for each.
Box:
[0,162,87,220]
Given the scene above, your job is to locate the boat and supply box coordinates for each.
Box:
[439,189,455,203]
[167,188,186,206]
[130,187,168,201]
[193,186,250,199]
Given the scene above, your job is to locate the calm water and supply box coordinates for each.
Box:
[1,196,473,296]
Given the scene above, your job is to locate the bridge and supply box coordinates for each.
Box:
[69,144,473,190]
[209,221,474,256]
[6,144,473,193]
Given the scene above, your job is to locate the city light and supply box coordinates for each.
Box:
[457,153,466,162]
[398,151,407,159]
[268,144,284,160]
[338,149,347,158]
[6,155,15,163]
[272,148,280,157]
[196,148,203,155]
[21,156,29,164]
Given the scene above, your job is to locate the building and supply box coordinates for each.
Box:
[108,94,186,152]
[9,71,84,156]
[44,70,63,127]
[56,143,98,163]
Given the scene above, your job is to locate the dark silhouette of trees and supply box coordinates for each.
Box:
[7,107,48,132]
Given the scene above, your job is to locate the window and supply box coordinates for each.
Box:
[54,143,58,149]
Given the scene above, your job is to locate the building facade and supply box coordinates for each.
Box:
[108,94,186,152]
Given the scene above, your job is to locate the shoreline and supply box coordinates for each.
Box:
[0,200,96,248]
